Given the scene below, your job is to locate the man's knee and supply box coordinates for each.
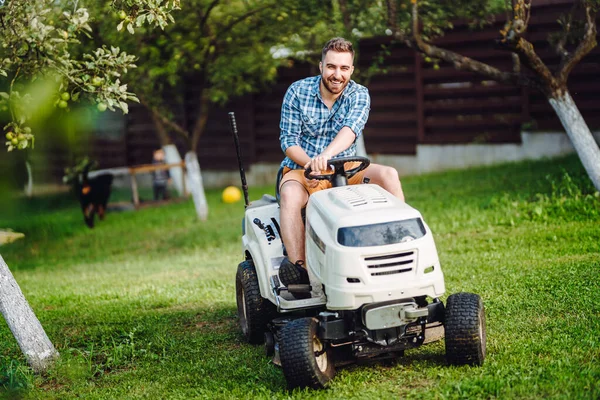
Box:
[380,166,399,184]
[279,181,308,208]
[370,165,399,187]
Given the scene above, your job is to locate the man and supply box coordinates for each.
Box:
[278,37,405,286]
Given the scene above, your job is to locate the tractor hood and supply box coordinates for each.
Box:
[309,184,422,229]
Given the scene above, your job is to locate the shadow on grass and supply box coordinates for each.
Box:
[37,302,451,396]
[31,304,288,396]
[0,191,76,217]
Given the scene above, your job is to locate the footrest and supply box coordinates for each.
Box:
[286,284,312,293]
[270,275,282,295]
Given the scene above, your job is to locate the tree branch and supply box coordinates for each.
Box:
[338,0,353,34]
[199,0,220,33]
[217,4,273,37]
[191,90,210,151]
[410,1,544,92]
[138,93,190,141]
[8,66,21,122]
[509,37,555,88]
[494,0,556,89]
[511,53,521,74]
[386,0,397,34]
[554,2,577,62]
[556,2,597,85]
[150,112,172,146]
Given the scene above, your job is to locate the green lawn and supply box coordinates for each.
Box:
[0,154,599,399]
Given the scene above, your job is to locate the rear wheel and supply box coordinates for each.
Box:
[279,317,335,389]
[236,260,275,344]
[444,292,486,366]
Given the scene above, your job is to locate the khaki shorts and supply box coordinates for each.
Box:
[279,162,367,195]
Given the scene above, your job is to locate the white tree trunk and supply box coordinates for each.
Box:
[163,144,185,196]
[548,92,600,192]
[184,151,209,220]
[0,254,58,372]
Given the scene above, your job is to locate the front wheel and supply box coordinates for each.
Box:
[444,292,486,366]
[279,317,335,389]
[236,260,275,344]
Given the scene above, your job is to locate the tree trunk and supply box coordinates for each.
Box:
[0,254,58,372]
[163,144,186,196]
[548,91,600,192]
[151,113,173,147]
[184,151,208,220]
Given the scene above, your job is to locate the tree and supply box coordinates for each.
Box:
[135,0,329,150]
[88,0,330,219]
[0,0,178,372]
[383,0,600,192]
[0,255,58,373]
[0,1,180,152]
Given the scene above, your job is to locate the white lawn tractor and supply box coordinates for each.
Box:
[229,113,486,390]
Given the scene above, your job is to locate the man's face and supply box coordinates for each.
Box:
[319,50,354,96]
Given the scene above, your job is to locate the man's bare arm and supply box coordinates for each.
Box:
[310,127,356,172]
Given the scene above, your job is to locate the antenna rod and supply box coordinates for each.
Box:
[228,112,250,207]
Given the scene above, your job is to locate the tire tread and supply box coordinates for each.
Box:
[236,260,275,344]
[279,317,334,389]
[445,292,486,366]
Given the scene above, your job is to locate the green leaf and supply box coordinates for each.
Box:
[136,14,146,27]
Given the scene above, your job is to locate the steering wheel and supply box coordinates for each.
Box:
[304,156,370,186]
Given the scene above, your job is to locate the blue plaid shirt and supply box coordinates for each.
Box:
[279,76,370,170]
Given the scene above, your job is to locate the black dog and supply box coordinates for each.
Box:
[73,167,113,228]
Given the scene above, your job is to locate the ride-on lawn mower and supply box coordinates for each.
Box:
[229,113,486,390]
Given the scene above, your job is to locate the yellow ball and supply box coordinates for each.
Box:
[222,186,242,203]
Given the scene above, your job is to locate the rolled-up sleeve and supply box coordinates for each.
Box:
[279,86,302,153]
[342,87,370,138]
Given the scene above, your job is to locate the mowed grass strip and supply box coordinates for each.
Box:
[0,154,598,399]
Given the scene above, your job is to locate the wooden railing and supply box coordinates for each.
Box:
[127,162,187,208]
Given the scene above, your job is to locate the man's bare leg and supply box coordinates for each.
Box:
[279,181,309,263]
[363,164,405,201]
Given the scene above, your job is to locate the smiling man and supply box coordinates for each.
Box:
[277,37,406,287]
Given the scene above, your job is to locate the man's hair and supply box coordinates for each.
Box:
[321,37,354,61]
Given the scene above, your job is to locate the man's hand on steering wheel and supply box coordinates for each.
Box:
[303,153,332,187]
[304,156,370,183]
[304,153,332,176]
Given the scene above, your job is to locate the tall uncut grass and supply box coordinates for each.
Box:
[0,154,598,399]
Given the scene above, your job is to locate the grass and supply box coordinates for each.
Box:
[0,154,599,399]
